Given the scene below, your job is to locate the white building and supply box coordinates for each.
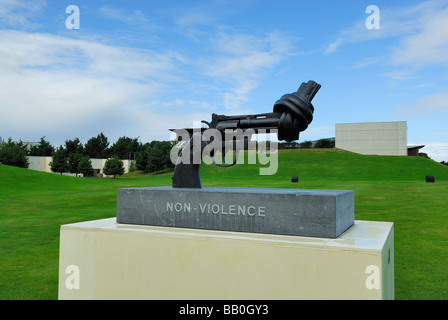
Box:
[27,156,130,177]
[335,121,408,156]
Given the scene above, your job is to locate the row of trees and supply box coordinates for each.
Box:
[28,134,135,159]
[249,138,335,150]
[49,138,175,177]
[2,135,335,175]
[278,138,335,149]
[49,147,125,178]
[0,134,176,178]
[5,134,447,174]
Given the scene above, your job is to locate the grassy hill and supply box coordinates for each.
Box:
[1,149,447,299]
[200,148,448,185]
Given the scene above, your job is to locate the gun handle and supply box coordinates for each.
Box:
[172,133,204,188]
[172,162,201,188]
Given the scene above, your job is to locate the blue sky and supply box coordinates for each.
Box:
[1,0,448,161]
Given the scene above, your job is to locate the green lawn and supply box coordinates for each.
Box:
[1,149,447,299]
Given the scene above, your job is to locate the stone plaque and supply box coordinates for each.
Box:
[116,187,354,238]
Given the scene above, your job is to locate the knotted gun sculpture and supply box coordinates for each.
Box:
[170,80,321,188]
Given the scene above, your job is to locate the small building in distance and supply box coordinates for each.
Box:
[407,145,426,156]
[335,121,408,156]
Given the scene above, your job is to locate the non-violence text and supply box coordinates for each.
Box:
[167,202,266,217]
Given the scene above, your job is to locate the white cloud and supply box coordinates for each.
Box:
[175,10,217,27]
[0,30,187,145]
[324,6,417,55]
[0,0,46,28]
[396,91,448,116]
[326,0,448,65]
[410,142,448,162]
[0,30,185,81]
[383,70,416,82]
[350,56,386,70]
[171,0,258,27]
[432,131,448,136]
[0,28,293,145]
[389,6,448,66]
[326,0,448,93]
[99,6,151,25]
[203,31,295,112]
[0,3,300,146]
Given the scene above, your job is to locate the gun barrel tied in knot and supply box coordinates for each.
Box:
[170,80,321,188]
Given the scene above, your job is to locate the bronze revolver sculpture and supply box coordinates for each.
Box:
[170,80,321,188]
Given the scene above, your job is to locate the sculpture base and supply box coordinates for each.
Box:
[117,187,354,239]
[58,218,394,300]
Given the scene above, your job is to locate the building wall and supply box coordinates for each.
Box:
[335,121,407,156]
[28,156,53,173]
[28,156,130,177]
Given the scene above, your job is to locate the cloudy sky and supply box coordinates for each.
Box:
[1,0,448,161]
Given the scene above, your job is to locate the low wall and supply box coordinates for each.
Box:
[27,156,130,177]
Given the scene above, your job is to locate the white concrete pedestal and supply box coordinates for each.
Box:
[58,218,393,300]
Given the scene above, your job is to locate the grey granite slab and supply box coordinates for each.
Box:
[116,187,354,238]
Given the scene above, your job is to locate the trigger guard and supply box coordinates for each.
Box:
[213,151,238,168]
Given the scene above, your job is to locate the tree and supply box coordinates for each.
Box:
[128,160,138,172]
[103,156,125,178]
[65,138,84,155]
[110,136,141,160]
[285,141,299,149]
[299,141,312,149]
[136,149,149,171]
[0,138,29,168]
[29,137,55,156]
[145,145,165,173]
[49,146,69,174]
[78,155,94,177]
[68,152,83,177]
[137,141,175,173]
[314,138,335,149]
[65,138,84,177]
[84,133,110,159]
